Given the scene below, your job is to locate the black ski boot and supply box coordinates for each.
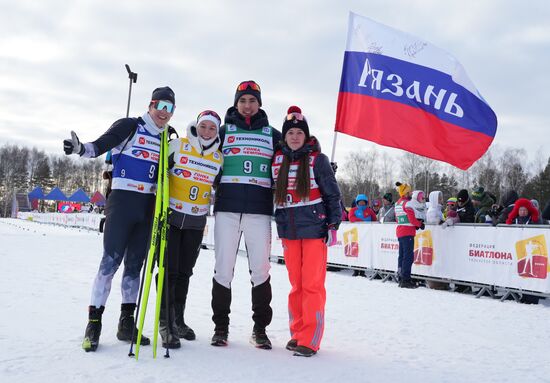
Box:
[211,327,229,347]
[174,303,196,341]
[293,345,317,357]
[250,278,273,350]
[286,339,298,351]
[250,327,272,350]
[116,303,150,345]
[82,305,104,352]
[159,306,181,349]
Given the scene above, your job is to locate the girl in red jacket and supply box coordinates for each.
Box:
[272,106,341,357]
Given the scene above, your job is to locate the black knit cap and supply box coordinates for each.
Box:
[282,106,310,140]
[151,86,175,104]
[457,189,469,203]
[383,192,393,203]
[234,80,262,107]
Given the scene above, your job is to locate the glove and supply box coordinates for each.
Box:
[418,222,425,230]
[325,228,338,247]
[63,131,83,155]
[330,162,338,174]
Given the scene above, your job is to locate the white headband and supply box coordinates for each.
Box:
[197,115,221,129]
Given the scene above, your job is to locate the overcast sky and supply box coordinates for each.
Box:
[1,0,549,169]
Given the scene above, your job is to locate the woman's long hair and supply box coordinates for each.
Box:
[274,153,310,205]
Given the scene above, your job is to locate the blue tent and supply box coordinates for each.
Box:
[43,187,68,201]
[28,187,45,200]
[90,191,106,206]
[68,189,90,203]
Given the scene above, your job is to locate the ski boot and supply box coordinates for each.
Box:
[116,303,150,345]
[211,327,229,347]
[250,327,272,350]
[82,306,104,352]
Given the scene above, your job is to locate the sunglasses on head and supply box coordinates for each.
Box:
[151,100,175,113]
[197,110,221,122]
[237,81,261,92]
[286,112,304,121]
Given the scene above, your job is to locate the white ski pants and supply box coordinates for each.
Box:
[213,212,272,289]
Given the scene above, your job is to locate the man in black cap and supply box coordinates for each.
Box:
[456,189,475,223]
[210,80,282,349]
[64,86,176,352]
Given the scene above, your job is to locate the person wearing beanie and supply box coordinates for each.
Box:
[492,189,519,226]
[272,106,341,357]
[456,189,475,223]
[63,86,177,352]
[154,110,224,349]
[349,194,377,223]
[471,186,496,223]
[378,192,396,223]
[394,182,424,289]
[211,80,282,349]
[441,197,460,228]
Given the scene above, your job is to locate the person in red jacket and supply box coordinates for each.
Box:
[348,194,377,222]
[394,182,424,288]
[272,106,341,357]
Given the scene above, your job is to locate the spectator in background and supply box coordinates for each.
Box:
[349,194,377,223]
[492,189,519,226]
[371,198,382,216]
[394,182,424,289]
[471,186,496,223]
[530,199,541,220]
[340,200,349,221]
[441,197,460,228]
[506,198,541,225]
[408,190,427,222]
[456,189,475,223]
[378,192,396,223]
[542,201,550,223]
[426,191,444,224]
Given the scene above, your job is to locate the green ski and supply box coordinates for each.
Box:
[133,129,169,360]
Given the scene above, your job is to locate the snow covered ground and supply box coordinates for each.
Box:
[1,218,549,383]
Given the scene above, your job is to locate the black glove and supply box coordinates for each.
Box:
[330,162,338,174]
[63,131,83,155]
[418,222,425,230]
[168,153,175,169]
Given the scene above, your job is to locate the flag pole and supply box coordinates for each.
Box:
[330,131,338,162]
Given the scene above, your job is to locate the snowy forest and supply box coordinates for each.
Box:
[1,142,549,217]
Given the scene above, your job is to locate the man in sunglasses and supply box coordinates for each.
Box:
[63,86,176,352]
[211,80,282,349]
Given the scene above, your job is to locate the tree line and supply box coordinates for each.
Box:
[0,144,104,217]
[337,146,550,208]
[1,142,549,217]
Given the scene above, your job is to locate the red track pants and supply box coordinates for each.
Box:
[282,238,327,351]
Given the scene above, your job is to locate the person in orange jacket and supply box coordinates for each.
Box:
[394,182,424,288]
[272,106,341,357]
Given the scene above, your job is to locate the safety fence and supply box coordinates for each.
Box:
[17,213,550,297]
[203,217,550,297]
[17,212,104,230]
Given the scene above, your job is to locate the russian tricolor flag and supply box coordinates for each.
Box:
[335,13,497,170]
